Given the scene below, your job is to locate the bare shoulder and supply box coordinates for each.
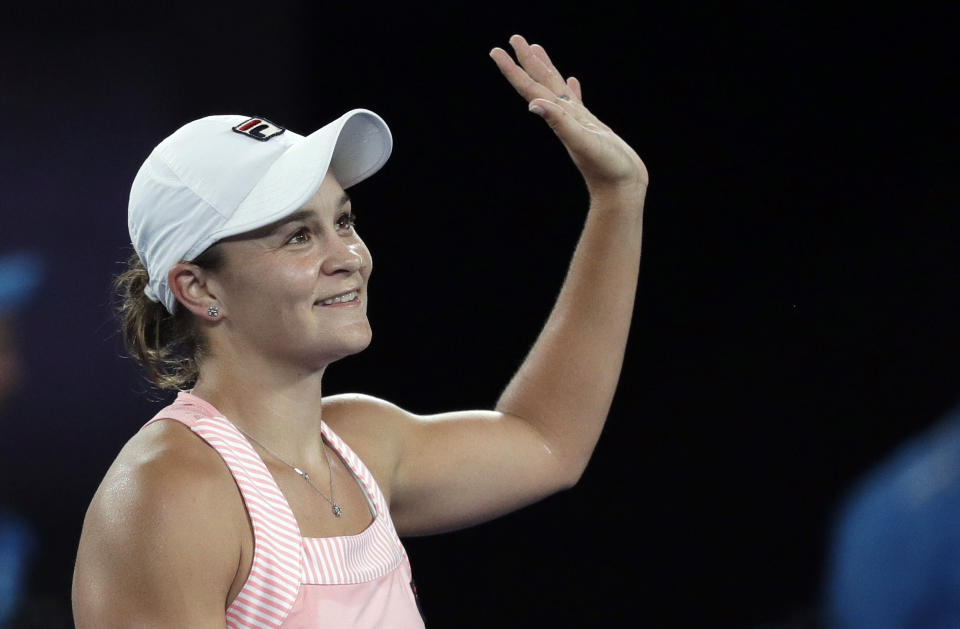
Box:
[321,393,413,501]
[82,419,241,532]
[73,419,243,627]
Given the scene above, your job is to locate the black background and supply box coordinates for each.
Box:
[0,2,956,626]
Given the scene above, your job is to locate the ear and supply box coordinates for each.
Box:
[168,262,222,320]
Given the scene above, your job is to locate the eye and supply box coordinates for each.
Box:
[336,213,357,232]
[286,227,310,245]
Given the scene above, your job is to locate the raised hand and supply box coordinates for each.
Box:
[489,34,648,200]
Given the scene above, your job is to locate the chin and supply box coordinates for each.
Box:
[321,326,373,365]
[342,331,373,356]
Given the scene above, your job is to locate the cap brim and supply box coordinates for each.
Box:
[203,108,392,247]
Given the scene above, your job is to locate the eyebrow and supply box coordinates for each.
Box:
[255,193,353,237]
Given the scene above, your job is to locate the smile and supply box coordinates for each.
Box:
[319,290,359,306]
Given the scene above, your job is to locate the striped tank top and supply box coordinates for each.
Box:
[144,391,426,628]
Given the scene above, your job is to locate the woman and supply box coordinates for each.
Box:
[73,35,648,627]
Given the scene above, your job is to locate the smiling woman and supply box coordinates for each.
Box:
[72,34,648,629]
[174,174,375,373]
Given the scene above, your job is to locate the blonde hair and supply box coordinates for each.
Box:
[114,248,222,390]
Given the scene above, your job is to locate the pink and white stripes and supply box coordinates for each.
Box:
[301,422,405,586]
[145,392,412,629]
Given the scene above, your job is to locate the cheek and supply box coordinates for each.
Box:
[284,260,319,286]
[222,261,315,310]
[272,262,324,309]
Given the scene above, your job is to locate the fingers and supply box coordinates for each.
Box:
[528,41,555,68]
[491,34,608,134]
[491,37,607,137]
[490,35,580,107]
[489,46,557,105]
[492,37,647,190]
[508,35,571,98]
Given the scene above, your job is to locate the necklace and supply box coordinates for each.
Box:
[234,425,343,518]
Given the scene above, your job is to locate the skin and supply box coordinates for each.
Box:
[73,34,648,628]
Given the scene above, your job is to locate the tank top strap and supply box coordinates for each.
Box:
[319,421,390,517]
[144,390,218,428]
[143,391,303,629]
[296,422,408,587]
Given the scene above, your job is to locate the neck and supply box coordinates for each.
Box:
[191,349,329,468]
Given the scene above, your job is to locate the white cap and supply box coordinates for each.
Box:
[128,109,392,313]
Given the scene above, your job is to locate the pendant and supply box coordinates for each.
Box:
[332,503,343,518]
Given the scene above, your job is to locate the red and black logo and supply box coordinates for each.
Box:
[232,117,285,141]
[410,579,426,622]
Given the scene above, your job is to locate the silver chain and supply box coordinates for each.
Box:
[234,425,343,518]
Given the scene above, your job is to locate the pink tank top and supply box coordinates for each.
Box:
[144,392,426,628]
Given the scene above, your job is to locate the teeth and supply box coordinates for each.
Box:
[321,290,358,305]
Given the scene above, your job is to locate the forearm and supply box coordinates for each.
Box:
[496,183,645,480]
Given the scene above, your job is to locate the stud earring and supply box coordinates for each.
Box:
[207,304,220,318]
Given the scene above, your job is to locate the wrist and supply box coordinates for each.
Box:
[587,178,648,213]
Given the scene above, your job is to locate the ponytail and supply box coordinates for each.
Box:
[113,248,221,390]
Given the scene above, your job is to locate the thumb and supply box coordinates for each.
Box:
[528,98,589,152]
[528,98,569,131]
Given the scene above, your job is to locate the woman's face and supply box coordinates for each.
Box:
[206,173,373,370]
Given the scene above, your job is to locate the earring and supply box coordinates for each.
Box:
[207,304,220,318]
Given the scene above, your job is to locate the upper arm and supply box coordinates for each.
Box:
[323,394,573,537]
[73,423,241,629]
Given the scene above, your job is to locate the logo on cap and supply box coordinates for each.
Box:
[232,117,286,141]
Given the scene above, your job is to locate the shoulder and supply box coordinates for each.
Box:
[322,393,417,500]
[322,392,424,447]
[73,419,244,626]
[323,392,408,420]
[92,418,241,520]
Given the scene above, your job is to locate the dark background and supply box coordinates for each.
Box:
[0,1,955,626]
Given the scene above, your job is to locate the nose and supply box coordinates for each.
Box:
[320,238,365,276]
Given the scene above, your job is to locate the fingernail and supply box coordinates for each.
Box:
[528,103,545,117]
